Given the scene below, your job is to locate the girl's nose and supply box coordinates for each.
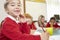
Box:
[15,6,20,10]
[15,8,19,9]
[15,5,20,9]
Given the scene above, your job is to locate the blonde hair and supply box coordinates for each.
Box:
[38,15,44,21]
[38,15,45,27]
[24,13,33,19]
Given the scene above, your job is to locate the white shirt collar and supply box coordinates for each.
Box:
[7,15,19,23]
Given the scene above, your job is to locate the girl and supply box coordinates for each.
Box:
[46,17,60,28]
[24,13,36,30]
[1,0,49,40]
[38,15,46,27]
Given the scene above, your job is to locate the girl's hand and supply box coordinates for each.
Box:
[18,14,27,23]
[41,32,49,40]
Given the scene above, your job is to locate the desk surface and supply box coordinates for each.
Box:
[33,29,60,40]
[49,35,60,40]
[50,29,60,40]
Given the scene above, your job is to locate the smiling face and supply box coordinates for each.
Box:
[5,0,21,17]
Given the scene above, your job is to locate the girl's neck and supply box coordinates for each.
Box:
[10,14,19,21]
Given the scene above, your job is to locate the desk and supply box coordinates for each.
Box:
[33,29,60,40]
[49,35,60,40]
[50,29,60,40]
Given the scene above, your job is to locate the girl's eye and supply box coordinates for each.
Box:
[11,4,15,6]
[18,4,21,6]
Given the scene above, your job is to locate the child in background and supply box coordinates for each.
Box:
[38,15,46,27]
[1,0,49,40]
[18,14,30,34]
[24,13,36,34]
[24,13,36,30]
[46,17,60,28]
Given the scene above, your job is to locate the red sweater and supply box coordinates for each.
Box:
[28,23,36,30]
[46,22,60,28]
[0,17,41,40]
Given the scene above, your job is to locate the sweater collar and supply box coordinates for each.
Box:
[7,15,19,23]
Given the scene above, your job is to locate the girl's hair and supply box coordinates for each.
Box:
[50,17,56,21]
[4,1,9,10]
[38,15,45,27]
[24,13,33,19]
[4,0,21,9]
[38,15,44,22]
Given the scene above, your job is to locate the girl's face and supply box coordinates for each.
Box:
[50,19,55,23]
[26,18,32,24]
[41,17,45,23]
[6,0,21,17]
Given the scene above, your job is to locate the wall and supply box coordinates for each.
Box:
[0,0,7,23]
[26,1,47,20]
[46,0,60,21]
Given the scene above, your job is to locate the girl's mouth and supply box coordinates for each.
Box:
[14,10,20,13]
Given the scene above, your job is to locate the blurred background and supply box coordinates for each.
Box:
[0,0,60,23]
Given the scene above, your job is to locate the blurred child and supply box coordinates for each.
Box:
[1,0,49,40]
[24,13,36,30]
[46,17,60,28]
[18,14,30,34]
[38,15,46,27]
